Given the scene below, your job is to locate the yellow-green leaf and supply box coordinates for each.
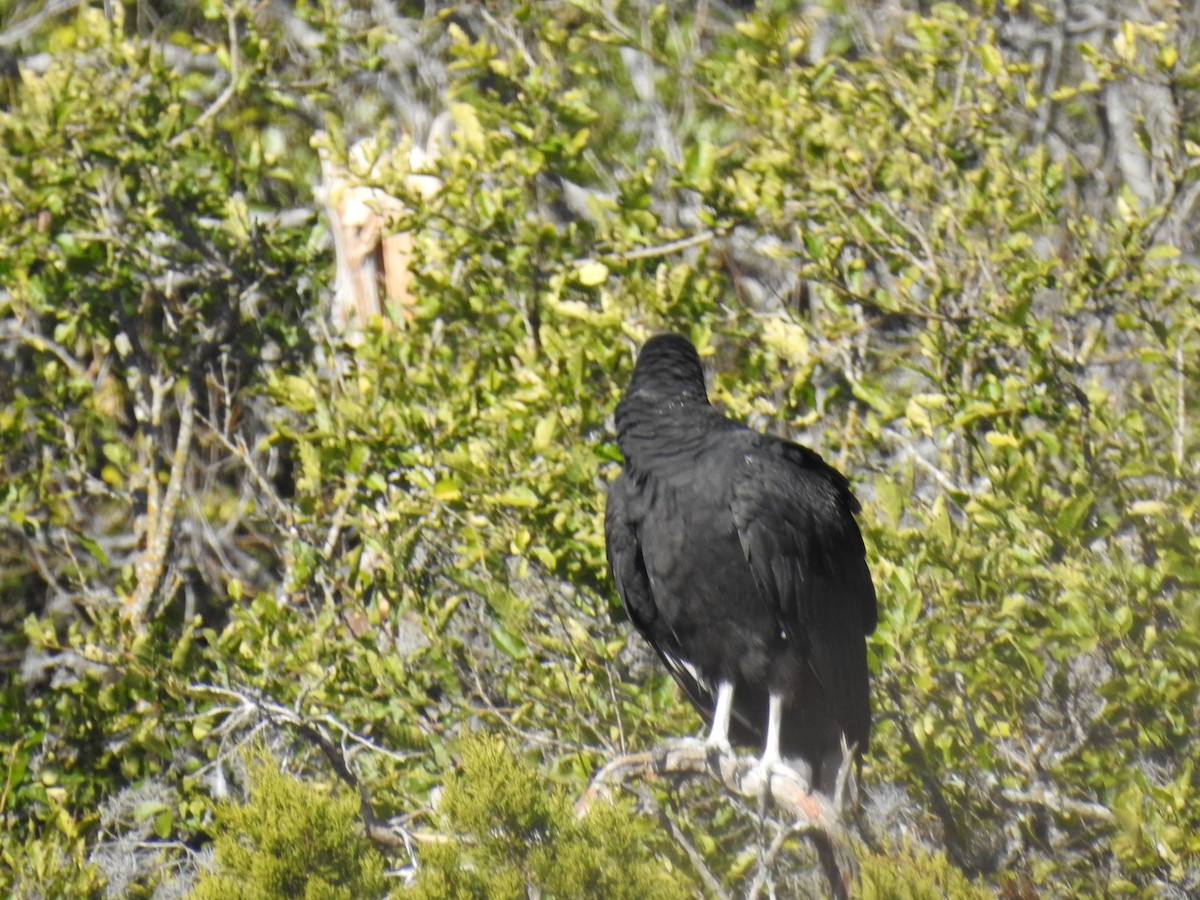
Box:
[432,478,462,502]
[979,43,1003,76]
[494,486,539,508]
[576,260,609,287]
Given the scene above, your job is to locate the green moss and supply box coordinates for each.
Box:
[189,750,387,900]
[404,735,689,900]
[859,840,995,900]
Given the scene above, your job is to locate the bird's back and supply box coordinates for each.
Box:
[606,334,876,792]
[625,418,780,667]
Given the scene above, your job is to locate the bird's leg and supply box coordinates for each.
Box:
[747,692,792,792]
[760,692,783,771]
[705,680,735,754]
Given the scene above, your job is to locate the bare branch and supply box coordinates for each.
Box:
[602,228,719,264]
[578,738,856,900]
[1,320,90,378]
[882,426,970,496]
[998,785,1115,825]
[190,682,424,853]
[632,784,732,900]
[0,0,83,48]
[125,382,195,629]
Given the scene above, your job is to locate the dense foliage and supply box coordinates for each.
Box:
[191,748,388,900]
[406,735,688,899]
[1,1,1197,897]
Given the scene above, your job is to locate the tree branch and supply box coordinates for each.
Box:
[578,738,857,900]
[125,381,194,630]
[0,0,83,48]
[191,682,426,853]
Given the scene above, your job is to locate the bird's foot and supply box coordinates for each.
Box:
[704,736,734,757]
[701,736,735,770]
[742,753,807,795]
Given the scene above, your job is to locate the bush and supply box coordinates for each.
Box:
[405,735,688,900]
[1,2,1197,898]
[190,749,387,900]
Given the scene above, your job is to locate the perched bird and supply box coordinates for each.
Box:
[605,333,877,794]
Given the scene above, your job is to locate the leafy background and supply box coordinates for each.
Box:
[0,1,1197,897]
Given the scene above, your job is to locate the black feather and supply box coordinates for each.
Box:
[605,333,877,794]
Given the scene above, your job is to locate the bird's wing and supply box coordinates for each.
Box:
[605,472,722,720]
[729,437,877,747]
[604,473,659,635]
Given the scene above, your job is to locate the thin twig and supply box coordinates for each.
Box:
[881,426,970,495]
[168,8,240,147]
[1174,336,1186,472]
[189,681,428,852]
[322,470,362,559]
[1,321,90,378]
[633,785,732,900]
[998,785,1115,824]
[192,683,419,766]
[601,229,719,264]
[0,0,83,48]
[746,818,806,900]
[196,413,294,523]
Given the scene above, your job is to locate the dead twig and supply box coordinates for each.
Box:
[190,682,428,854]
[125,381,194,630]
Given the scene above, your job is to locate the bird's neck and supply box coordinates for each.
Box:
[616,396,720,464]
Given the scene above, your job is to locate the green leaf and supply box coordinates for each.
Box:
[1055,490,1094,537]
[576,260,609,287]
[493,486,539,508]
[75,535,109,566]
[279,375,318,413]
[490,625,529,660]
[432,478,462,502]
[154,809,174,840]
[133,800,169,823]
[875,474,905,528]
[1146,243,1180,261]
[979,43,1003,76]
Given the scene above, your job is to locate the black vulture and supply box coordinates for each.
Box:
[605,334,877,794]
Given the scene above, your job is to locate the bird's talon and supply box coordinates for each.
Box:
[744,755,799,794]
[704,738,734,758]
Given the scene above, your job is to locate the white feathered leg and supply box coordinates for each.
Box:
[748,692,793,790]
[706,680,735,753]
[761,692,783,769]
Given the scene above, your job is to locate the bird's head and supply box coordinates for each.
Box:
[614,335,712,461]
[623,333,709,408]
